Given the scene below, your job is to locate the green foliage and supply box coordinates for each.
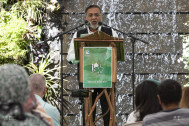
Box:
[1,1,69,120]
[1,0,16,5]
[47,0,60,12]
[25,55,71,114]
[2,0,8,4]
[25,55,60,101]
[10,0,46,42]
[0,0,47,65]
[0,10,28,64]
[11,0,46,25]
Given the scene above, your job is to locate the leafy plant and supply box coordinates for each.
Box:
[10,0,46,43]
[25,54,70,114]
[47,0,60,12]
[1,1,70,123]
[11,0,46,25]
[1,0,17,8]
[25,55,59,100]
[0,0,48,65]
[0,10,28,65]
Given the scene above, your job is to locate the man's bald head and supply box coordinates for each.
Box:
[29,73,46,95]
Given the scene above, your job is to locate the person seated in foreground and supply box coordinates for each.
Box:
[180,86,189,108]
[24,90,54,126]
[125,80,161,124]
[143,79,189,126]
[29,73,60,126]
[0,64,46,126]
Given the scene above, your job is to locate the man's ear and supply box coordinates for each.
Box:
[157,94,161,105]
[43,87,47,96]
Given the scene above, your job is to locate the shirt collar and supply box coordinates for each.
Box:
[162,108,180,112]
[34,94,43,100]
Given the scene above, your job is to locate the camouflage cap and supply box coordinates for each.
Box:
[0,64,31,106]
[0,113,46,126]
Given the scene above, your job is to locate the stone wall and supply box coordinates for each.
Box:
[61,0,189,125]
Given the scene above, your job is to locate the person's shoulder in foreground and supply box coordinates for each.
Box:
[29,73,60,126]
[143,79,189,126]
[0,64,46,126]
[142,108,189,126]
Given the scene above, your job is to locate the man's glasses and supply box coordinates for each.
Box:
[87,13,101,18]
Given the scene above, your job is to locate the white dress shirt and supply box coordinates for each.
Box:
[67,26,118,63]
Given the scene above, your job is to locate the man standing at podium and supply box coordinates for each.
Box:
[67,5,118,126]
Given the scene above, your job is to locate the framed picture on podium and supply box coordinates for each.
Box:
[83,47,112,88]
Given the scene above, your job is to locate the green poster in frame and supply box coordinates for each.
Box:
[83,47,112,88]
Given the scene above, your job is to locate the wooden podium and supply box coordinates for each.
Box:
[74,31,124,126]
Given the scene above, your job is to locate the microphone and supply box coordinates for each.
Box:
[84,20,90,26]
[98,21,103,26]
[63,89,89,97]
[98,21,109,27]
[71,89,89,97]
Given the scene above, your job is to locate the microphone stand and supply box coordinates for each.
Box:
[101,23,149,110]
[40,22,87,126]
[101,23,149,44]
[39,23,87,43]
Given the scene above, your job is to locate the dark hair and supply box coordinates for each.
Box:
[135,80,161,121]
[85,5,101,13]
[158,79,182,105]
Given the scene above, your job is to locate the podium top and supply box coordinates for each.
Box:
[74,31,124,61]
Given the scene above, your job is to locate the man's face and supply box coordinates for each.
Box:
[85,7,102,30]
